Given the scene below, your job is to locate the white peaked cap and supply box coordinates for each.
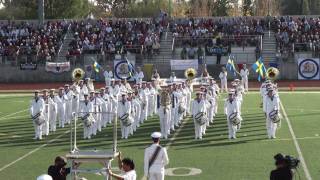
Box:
[151,132,162,138]
[36,174,52,180]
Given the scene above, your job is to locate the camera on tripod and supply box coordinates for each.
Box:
[274,153,300,169]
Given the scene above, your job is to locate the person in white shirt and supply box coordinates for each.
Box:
[118,94,132,139]
[79,80,88,101]
[240,64,249,92]
[79,94,94,139]
[139,82,149,123]
[144,132,169,180]
[103,65,113,86]
[30,90,45,140]
[107,152,137,180]
[134,67,144,84]
[192,92,207,140]
[169,72,176,83]
[55,87,67,128]
[41,89,52,136]
[219,67,228,93]
[49,89,57,132]
[263,88,280,139]
[64,84,74,125]
[224,90,241,139]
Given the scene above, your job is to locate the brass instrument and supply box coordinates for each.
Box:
[184,68,197,80]
[72,68,85,82]
[266,67,279,81]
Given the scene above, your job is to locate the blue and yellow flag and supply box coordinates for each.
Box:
[226,56,237,77]
[252,57,267,81]
[93,61,101,73]
[125,57,135,77]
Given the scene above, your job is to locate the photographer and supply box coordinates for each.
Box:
[270,153,298,180]
[48,156,80,180]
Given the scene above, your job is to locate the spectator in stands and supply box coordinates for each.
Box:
[181,47,187,59]
[197,46,204,62]
[188,47,196,59]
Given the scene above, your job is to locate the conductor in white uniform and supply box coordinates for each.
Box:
[144,132,169,180]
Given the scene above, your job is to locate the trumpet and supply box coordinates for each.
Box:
[184,68,197,80]
[266,67,279,81]
[72,68,85,82]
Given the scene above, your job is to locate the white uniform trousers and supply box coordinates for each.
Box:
[221,80,227,93]
[65,101,73,124]
[120,121,130,139]
[148,172,164,180]
[242,78,249,92]
[140,102,148,123]
[84,125,93,139]
[170,107,176,131]
[266,118,278,138]
[42,114,50,136]
[227,118,237,139]
[193,119,203,139]
[159,106,171,139]
[57,106,65,128]
[33,122,43,140]
[49,110,57,132]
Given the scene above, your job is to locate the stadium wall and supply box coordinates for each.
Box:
[0,61,298,83]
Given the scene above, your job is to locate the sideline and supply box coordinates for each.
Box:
[280,101,312,180]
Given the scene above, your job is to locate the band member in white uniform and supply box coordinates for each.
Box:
[79,94,94,139]
[41,89,51,136]
[30,90,45,140]
[79,80,88,101]
[158,88,171,139]
[131,93,141,132]
[148,82,156,116]
[103,65,113,86]
[99,88,108,128]
[55,87,67,128]
[263,88,280,139]
[118,94,132,139]
[169,72,176,83]
[219,67,228,93]
[224,90,241,139]
[49,89,57,132]
[134,67,144,84]
[71,84,80,116]
[240,64,249,92]
[192,92,207,140]
[139,82,149,123]
[64,84,74,125]
[144,132,169,180]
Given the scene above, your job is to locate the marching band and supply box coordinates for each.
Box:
[30,67,282,141]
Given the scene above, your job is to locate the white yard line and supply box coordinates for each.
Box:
[166,118,189,150]
[0,109,28,121]
[280,101,312,180]
[245,91,320,94]
[0,129,71,172]
[245,107,320,113]
[0,115,29,122]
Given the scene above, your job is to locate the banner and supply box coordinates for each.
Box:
[205,46,228,56]
[298,58,320,80]
[170,60,198,71]
[20,63,37,70]
[45,61,70,74]
[113,59,136,81]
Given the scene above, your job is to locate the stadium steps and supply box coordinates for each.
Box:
[56,32,74,62]
[262,31,277,63]
[147,32,174,64]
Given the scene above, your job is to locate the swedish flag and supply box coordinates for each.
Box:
[252,57,267,81]
[226,56,237,77]
[93,61,101,73]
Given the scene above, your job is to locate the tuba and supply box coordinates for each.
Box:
[72,68,85,82]
[266,67,279,81]
[184,68,197,80]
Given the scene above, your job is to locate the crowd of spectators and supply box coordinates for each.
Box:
[170,17,265,48]
[0,20,69,64]
[68,15,166,63]
[272,16,320,56]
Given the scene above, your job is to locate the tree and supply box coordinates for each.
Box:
[0,0,91,19]
[280,0,308,15]
[242,0,254,16]
[212,0,232,16]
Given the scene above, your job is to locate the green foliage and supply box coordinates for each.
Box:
[280,0,310,15]
[242,0,254,16]
[0,0,91,20]
[212,0,232,16]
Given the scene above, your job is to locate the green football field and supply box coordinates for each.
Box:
[0,92,319,180]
